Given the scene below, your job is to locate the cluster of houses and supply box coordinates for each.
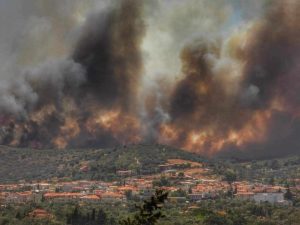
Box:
[0,159,297,206]
[0,180,153,205]
[234,182,292,205]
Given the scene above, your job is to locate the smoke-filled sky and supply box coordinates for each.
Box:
[0,0,299,158]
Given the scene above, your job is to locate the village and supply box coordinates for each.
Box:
[0,159,297,208]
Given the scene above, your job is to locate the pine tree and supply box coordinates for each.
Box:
[284,187,293,201]
[91,208,96,221]
[97,209,107,225]
[119,189,169,225]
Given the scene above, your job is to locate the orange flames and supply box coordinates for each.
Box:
[52,109,141,149]
[53,117,80,149]
[85,110,142,144]
[30,96,284,155]
[159,109,273,155]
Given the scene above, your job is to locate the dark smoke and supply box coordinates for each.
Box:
[73,0,145,112]
[241,0,300,109]
[167,0,300,157]
[239,0,300,157]
[167,38,253,146]
[0,0,145,149]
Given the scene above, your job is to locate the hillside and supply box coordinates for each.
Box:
[0,144,205,183]
[211,155,300,185]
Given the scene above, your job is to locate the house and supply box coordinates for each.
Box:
[94,190,105,196]
[80,165,89,172]
[29,209,53,219]
[59,182,75,192]
[139,188,155,199]
[4,191,33,204]
[235,192,255,201]
[159,164,178,172]
[32,192,43,203]
[80,195,101,202]
[43,192,83,203]
[162,169,177,177]
[188,193,203,201]
[117,185,138,195]
[253,192,284,204]
[32,183,50,192]
[0,185,19,191]
[100,192,124,202]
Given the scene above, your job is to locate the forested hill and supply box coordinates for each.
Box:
[0,144,205,183]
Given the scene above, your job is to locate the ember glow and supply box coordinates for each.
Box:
[0,0,299,157]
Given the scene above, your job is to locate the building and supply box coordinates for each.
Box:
[100,192,124,202]
[80,195,101,202]
[29,209,53,219]
[32,183,51,192]
[253,192,284,204]
[188,193,203,201]
[2,191,33,204]
[43,192,83,203]
[235,192,255,201]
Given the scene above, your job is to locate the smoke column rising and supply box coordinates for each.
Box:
[0,0,299,158]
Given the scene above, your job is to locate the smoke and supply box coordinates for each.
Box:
[73,0,145,111]
[0,0,144,148]
[242,0,300,110]
[0,0,299,158]
[161,0,300,157]
[0,59,85,116]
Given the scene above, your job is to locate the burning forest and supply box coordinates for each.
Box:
[0,0,299,158]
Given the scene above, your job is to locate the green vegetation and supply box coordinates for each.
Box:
[119,189,168,225]
[0,144,205,183]
[211,156,300,185]
[1,197,300,225]
[2,143,298,186]
[0,202,118,225]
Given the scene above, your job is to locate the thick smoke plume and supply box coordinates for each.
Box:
[0,0,299,158]
[73,0,145,111]
[0,0,144,149]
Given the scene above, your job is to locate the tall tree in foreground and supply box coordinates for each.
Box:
[119,189,168,225]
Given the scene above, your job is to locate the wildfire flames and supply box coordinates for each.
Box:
[159,109,272,155]
[0,0,299,157]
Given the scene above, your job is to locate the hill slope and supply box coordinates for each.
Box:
[0,144,205,183]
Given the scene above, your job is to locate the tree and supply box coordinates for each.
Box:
[125,190,133,200]
[178,172,184,178]
[170,188,186,197]
[119,189,169,225]
[284,187,293,201]
[224,170,237,198]
[91,208,96,221]
[97,209,107,225]
[268,177,275,185]
[72,206,79,223]
[203,212,230,225]
[15,212,22,220]
[270,160,280,170]
[224,170,237,184]
[153,176,170,187]
[67,206,80,225]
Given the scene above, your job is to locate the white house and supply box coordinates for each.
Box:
[253,192,284,204]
